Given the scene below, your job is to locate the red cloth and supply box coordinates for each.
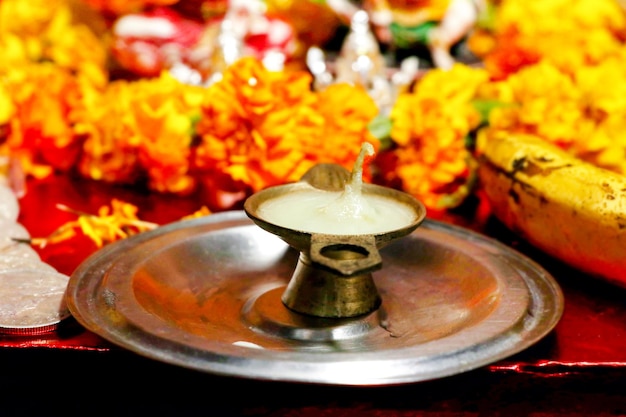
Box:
[7,174,626,375]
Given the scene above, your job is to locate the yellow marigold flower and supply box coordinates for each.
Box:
[30,200,157,248]
[495,0,625,37]
[569,56,626,174]
[480,55,626,177]
[505,28,622,73]
[483,57,626,174]
[383,64,488,210]
[486,62,584,149]
[0,0,65,37]
[181,206,212,220]
[43,6,109,83]
[535,29,622,75]
[0,33,30,68]
[0,83,15,127]
[473,0,626,78]
[29,200,215,248]
[0,0,108,83]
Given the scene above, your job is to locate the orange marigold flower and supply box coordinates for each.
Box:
[382,64,488,210]
[194,57,313,192]
[0,0,108,177]
[309,83,380,178]
[131,73,205,194]
[480,33,542,81]
[77,72,204,193]
[194,57,380,195]
[76,81,143,184]
[1,63,93,175]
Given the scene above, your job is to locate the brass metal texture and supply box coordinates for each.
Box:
[243,179,427,317]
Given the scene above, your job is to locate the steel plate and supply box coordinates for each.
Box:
[66,211,563,386]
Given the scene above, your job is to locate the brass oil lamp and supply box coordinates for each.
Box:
[244,143,427,318]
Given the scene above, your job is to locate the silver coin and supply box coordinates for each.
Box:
[0,254,56,273]
[0,219,30,250]
[0,184,19,222]
[0,269,70,331]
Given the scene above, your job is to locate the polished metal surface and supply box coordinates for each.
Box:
[66,211,564,386]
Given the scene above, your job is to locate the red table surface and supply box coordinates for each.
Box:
[2,174,626,416]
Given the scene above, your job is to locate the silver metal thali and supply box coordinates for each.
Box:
[66,210,563,386]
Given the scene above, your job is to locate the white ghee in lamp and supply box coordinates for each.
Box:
[256,143,418,235]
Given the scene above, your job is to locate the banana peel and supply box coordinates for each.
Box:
[477,132,626,286]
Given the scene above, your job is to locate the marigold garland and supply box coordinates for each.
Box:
[3,0,626,247]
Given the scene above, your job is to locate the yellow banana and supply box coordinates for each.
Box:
[477,132,626,286]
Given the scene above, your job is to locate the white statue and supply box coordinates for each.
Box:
[427,0,486,69]
[324,0,486,69]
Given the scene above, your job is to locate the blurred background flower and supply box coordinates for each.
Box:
[2,0,626,218]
